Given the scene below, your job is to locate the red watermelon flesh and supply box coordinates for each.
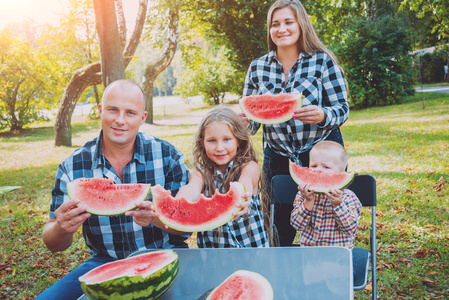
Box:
[206,270,274,300]
[152,182,245,232]
[67,178,151,216]
[289,161,354,193]
[239,93,302,124]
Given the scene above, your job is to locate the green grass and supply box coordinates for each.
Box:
[1,94,448,299]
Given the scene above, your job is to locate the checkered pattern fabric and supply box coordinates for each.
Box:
[50,131,190,259]
[290,189,362,248]
[196,161,270,248]
[243,50,349,163]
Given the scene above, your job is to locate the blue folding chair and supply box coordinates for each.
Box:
[270,174,377,299]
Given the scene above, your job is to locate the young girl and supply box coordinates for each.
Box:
[176,105,270,248]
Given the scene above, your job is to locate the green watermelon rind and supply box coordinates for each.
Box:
[289,161,355,194]
[79,250,179,300]
[239,93,303,125]
[152,182,246,232]
[206,270,274,300]
[66,178,151,216]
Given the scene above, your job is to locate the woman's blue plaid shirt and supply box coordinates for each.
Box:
[243,50,349,162]
[49,131,189,259]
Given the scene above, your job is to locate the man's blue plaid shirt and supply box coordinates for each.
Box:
[50,131,189,259]
[243,50,349,161]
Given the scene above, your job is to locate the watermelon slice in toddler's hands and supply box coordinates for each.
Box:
[239,93,303,124]
[66,178,151,216]
[152,182,246,232]
[289,161,354,193]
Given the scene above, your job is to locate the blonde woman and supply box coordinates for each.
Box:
[176,105,270,248]
[243,0,349,245]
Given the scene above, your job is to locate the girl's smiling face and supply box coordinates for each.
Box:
[202,121,239,174]
[270,7,301,51]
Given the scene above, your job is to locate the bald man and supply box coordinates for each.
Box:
[38,80,190,299]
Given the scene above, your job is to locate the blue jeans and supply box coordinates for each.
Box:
[35,256,114,300]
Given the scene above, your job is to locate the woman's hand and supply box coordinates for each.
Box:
[239,112,251,127]
[293,105,326,124]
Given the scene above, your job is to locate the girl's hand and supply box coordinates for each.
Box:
[125,201,159,227]
[293,105,326,124]
[231,192,252,221]
[324,189,343,207]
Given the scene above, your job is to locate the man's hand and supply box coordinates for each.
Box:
[54,199,90,233]
[125,201,159,227]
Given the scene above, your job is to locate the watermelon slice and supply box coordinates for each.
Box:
[205,270,274,300]
[66,178,151,216]
[79,250,178,299]
[152,182,246,232]
[239,93,303,124]
[289,161,354,193]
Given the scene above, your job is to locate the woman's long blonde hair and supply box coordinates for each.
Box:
[267,0,340,65]
[193,105,258,195]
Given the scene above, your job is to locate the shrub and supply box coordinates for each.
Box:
[334,15,416,109]
[417,49,447,84]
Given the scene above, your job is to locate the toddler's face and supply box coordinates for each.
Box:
[309,150,345,174]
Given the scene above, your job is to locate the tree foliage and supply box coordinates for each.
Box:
[334,14,416,108]
[175,44,243,104]
[0,25,63,131]
[180,0,271,71]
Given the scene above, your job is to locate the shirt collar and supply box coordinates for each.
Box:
[92,130,146,168]
[215,160,234,182]
[269,50,312,64]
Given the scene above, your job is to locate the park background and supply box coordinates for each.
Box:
[1,0,448,299]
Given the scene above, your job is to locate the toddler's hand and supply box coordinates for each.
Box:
[298,183,315,202]
[325,189,343,207]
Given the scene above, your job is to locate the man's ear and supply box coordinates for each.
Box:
[141,111,148,123]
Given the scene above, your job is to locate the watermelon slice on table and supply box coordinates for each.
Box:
[67,178,151,216]
[152,182,246,232]
[289,161,354,193]
[79,250,178,300]
[205,270,274,300]
[239,93,303,124]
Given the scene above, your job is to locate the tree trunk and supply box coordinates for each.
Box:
[54,63,102,146]
[54,0,149,146]
[143,0,179,124]
[447,44,449,83]
[143,80,154,123]
[93,0,126,87]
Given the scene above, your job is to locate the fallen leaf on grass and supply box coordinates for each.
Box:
[422,279,436,287]
[377,260,400,270]
[364,282,372,291]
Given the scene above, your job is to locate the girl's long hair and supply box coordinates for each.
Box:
[267,0,340,65]
[193,105,273,245]
[193,105,257,195]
